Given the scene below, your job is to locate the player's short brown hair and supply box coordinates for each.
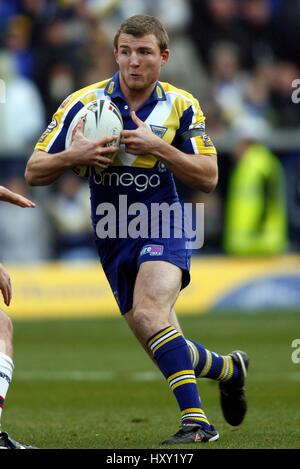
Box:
[114,15,169,53]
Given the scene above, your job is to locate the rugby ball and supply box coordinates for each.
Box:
[65,98,123,177]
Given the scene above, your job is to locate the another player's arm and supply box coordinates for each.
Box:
[0,186,36,306]
[121,112,218,193]
[0,186,35,208]
[0,264,12,306]
[0,184,36,304]
[25,122,119,186]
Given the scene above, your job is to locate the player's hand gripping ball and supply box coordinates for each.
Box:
[66,99,123,177]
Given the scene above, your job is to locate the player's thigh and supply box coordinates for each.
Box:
[125,261,182,340]
[133,261,182,313]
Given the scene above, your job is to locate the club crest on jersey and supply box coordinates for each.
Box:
[140,245,164,257]
[150,125,167,139]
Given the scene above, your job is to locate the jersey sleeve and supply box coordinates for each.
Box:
[34,81,109,154]
[174,96,217,156]
[34,94,83,154]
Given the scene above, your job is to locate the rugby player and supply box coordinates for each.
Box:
[0,185,37,448]
[25,15,249,445]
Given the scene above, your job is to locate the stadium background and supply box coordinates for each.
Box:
[0,0,299,449]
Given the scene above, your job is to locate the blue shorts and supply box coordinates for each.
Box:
[96,239,191,315]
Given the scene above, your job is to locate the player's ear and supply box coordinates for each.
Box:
[161,49,170,67]
[114,49,119,65]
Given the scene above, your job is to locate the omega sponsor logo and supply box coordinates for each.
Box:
[93,171,161,192]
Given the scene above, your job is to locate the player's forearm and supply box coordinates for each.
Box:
[152,140,218,192]
[25,150,73,186]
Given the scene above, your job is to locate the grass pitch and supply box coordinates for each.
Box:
[4,312,300,449]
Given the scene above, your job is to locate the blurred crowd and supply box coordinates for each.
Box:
[0,0,299,262]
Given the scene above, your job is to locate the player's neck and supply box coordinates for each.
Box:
[119,78,156,112]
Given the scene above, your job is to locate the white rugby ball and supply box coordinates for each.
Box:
[65,98,123,177]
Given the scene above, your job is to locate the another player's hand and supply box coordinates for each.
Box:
[0,186,35,208]
[121,112,161,155]
[69,118,120,170]
[0,264,12,306]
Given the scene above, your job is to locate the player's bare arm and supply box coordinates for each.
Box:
[121,111,218,192]
[0,264,12,307]
[25,122,119,186]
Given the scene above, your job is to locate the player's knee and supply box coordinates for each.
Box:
[131,307,153,331]
[131,306,168,338]
[0,309,13,340]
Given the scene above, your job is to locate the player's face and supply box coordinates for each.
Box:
[115,34,169,92]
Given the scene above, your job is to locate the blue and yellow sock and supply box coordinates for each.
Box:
[186,339,240,382]
[147,326,211,429]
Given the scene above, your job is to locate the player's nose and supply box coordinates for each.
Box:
[129,52,140,67]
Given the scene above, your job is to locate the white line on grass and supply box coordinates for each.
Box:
[13,370,300,382]
[14,370,162,382]
[290,373,300,381]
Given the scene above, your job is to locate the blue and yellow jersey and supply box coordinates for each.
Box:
[35,72,216,256]
[35,71,216,167]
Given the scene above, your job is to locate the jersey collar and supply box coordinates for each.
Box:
[104,72,166,104]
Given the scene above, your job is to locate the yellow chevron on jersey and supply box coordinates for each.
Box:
[161,82,216,152]
[35,80,110,151]
[35,73,216,169]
